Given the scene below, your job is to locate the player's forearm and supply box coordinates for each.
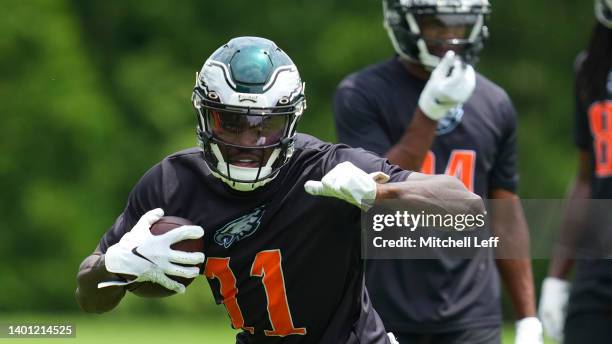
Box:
[376,172,485,216]
[548,162,591,279]
[75,253,126,313]
[385,108,437,171]
[497,259,536,318]
[548,185,590,278]
[548,257,574,279]
[489,190,537,317]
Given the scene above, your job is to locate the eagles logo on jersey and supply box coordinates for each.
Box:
[214,206,266,248]
[436,105,464,135]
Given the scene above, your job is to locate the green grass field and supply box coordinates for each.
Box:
[0,314,556,343]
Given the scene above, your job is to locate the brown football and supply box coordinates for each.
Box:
[121,216,204,298]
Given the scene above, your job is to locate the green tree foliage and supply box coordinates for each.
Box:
[0,0,595,314]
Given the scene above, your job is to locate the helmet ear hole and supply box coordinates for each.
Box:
[278,97,290,105]
[208,91,220,101]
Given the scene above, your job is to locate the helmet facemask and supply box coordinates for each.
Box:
[192,64,305,192]
[383,0,491,70]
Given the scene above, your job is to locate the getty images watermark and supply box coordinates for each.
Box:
[363,199,612,260]
[371,209,500,249]
[361,199,518,260]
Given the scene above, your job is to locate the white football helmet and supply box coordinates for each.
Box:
[192,37,306,191]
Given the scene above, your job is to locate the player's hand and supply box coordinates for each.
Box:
[418,50,476,121]
[304,161,389,210]
[515,317,543,344]
[100,208,205,293]
[538,277,570,342]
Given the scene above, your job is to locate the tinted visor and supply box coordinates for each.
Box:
[416,14,478,56]
[206,109,289,147]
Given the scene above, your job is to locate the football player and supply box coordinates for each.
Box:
[333,1,542,343]
[539,1,612,343]
[75,36,484,344]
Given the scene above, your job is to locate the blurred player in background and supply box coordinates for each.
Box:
[75,36,484,344]
[539,1,612,343]
[334,0,542,343]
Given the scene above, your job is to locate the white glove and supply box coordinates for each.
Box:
[99,208,205,294]
[304,161,390,210]
[515,317,543,344]
[538,277,570,342]
[387,332,399,344]
[418,50,476,121]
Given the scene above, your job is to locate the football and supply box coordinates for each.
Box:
[123,216,204,298]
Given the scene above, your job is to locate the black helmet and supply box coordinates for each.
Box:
[383,0,491,69]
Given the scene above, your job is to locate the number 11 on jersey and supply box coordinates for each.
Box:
[204,249,307,337]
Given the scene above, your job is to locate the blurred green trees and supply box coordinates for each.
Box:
[0,0,595,314]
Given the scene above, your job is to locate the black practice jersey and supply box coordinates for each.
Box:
[574,52,612,198]
[570,52,612,315]
[98,134,411,344]
[334,57,518,332]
